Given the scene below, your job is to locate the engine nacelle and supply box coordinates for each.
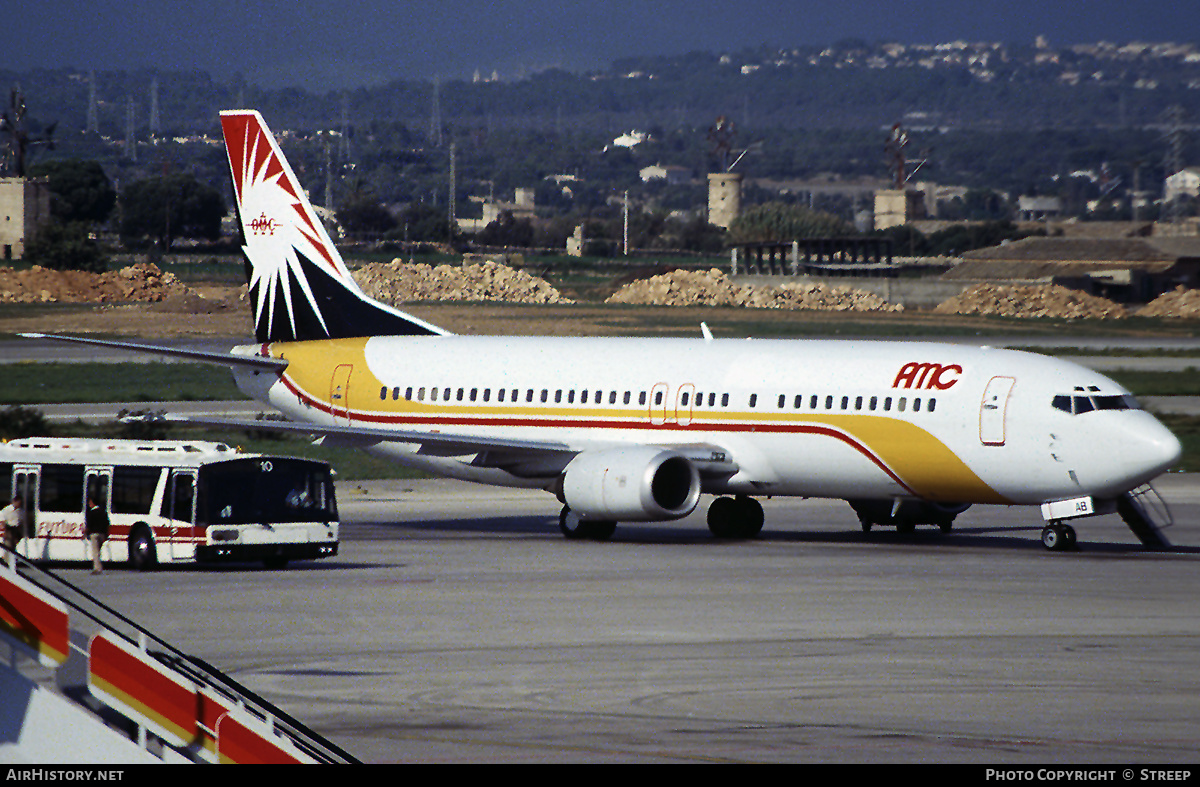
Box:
[560,447,701,521]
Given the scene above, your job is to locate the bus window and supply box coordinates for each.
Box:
[112,466,161,515]
[40,464,84,513]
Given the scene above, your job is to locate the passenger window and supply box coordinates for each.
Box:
[898,397,907,412]
[749,394,758,408]
[499,389,506,402]
[393,387,400,400]
[794,395,803,409]
[869,396,877,411]
[884,397,892,411]
[913,398,921,412]
[581,390,589,404]
[379,386,387,400]
[655,391,663,405]
[683,392,690,406]
[928,398,936,412]
[431,387,439,402]
[709,393,716,407]
[541,390,549,403]
[810,395,818,409]
[405,387,413,400]
[840,396,848,410]
[418,387,426,401]
[721,393,729,407]
[609,391,617,404]
[778,394,786,408]
[855,396,863,410]
[623,391,631,405]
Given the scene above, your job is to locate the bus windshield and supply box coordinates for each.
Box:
[198,457,337,526]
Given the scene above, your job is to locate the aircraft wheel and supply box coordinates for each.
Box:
[1041,523,1075,551]
[707,496,738,538]
[559,506,615,541]
[733,495,765,538]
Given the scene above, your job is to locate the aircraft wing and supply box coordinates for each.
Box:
[19,333,287,371]
[130,413,738,480]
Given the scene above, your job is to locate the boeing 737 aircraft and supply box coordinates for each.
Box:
[27,110,1184,551]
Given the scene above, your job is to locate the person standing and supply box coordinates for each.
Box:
[0,495,23,551]
[85,487,109,574]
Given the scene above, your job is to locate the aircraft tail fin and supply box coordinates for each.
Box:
[219,110,448,343]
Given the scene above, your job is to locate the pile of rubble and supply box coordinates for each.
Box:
[604,268,903,312]
[1138,286,1200,319]
[0,262,191,304]
[351,259,573,305]
[933,283,1128,319]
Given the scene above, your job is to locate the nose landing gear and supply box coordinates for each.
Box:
[1040,521,1077,551]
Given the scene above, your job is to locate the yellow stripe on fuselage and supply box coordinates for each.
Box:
[267,338,1007,504]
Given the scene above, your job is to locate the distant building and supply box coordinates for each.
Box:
[874,188,926,230]
[0,178,52,260]
[639,164,692,185]
[1165,167,1200,202]
[707,173,743,230]
[1016,195,1064,222]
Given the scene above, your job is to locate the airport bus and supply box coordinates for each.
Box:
[0,438,338,569]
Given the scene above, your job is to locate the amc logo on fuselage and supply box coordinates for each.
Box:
[893,361,963,390]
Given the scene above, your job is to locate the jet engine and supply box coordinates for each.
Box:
[848,499,971,533]
[559,447,701,521]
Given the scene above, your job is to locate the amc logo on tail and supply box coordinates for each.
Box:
[893,362,962,390]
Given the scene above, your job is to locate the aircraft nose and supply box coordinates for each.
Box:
[1127,416,1182,481]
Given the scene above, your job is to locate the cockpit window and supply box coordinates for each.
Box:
[1053,392,1139,415]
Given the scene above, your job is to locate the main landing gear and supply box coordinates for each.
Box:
[706,495,764,539]
[1040,521,1077,551]
[558,506,617,541]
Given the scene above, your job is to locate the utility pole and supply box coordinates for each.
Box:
[448,140,456,242]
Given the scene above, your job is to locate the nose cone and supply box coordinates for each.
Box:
[1121,415,1182,487]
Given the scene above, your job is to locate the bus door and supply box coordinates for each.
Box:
[165,471,196,560]
[331,364,353,425]
[85,470,112,562]
[11,466,38,558]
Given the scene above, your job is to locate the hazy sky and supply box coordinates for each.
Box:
[3,0,1197,91]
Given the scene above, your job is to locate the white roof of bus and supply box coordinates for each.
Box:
[0,437,254,467]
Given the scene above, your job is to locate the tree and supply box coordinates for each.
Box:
[477,210,534,247]
[336,192,397,236]
[390,203,453,243]
[28,159,116,225]
[727,202,853,244]
[23,221,107,273]
[119,174,225,250]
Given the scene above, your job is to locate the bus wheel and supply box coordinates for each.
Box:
[128,526,157,571]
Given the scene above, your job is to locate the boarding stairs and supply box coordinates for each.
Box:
[0,549,358,764]
[1117,484,1174,550]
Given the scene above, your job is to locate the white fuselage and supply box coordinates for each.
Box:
[232,335,1181,509]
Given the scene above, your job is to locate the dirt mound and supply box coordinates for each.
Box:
[0,262,191,304]
[352,259,573,305]
[934,283,1127,319]
[1139,286,1200,319]
[604,268,902,312]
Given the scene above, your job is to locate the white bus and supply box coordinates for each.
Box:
[0,438,338,569]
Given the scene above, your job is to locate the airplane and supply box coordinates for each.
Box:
[26,110,1184,551]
